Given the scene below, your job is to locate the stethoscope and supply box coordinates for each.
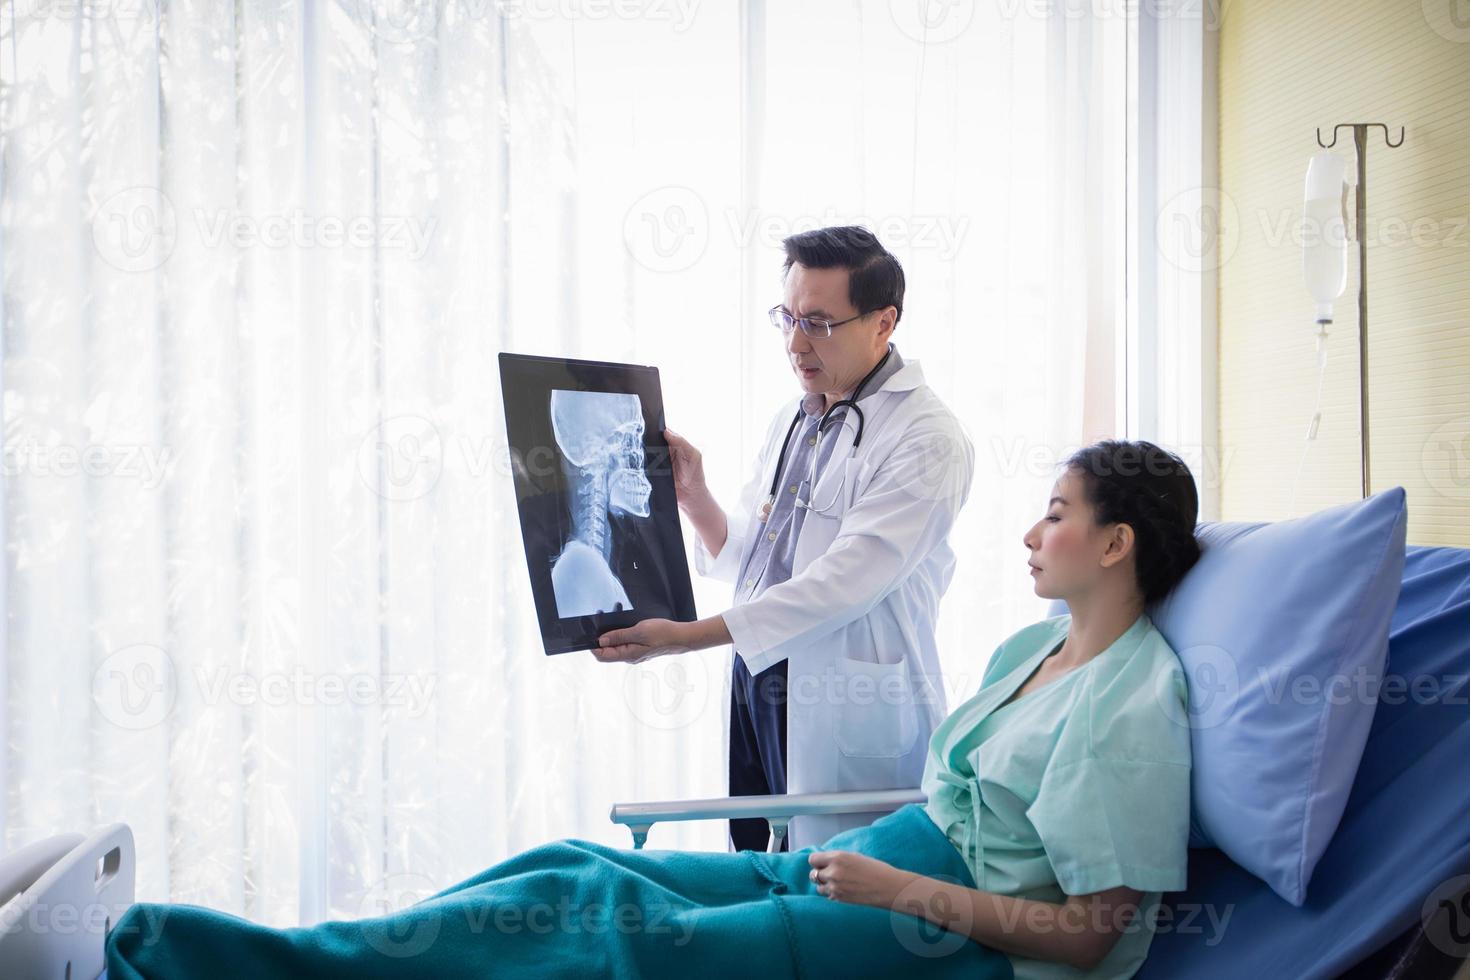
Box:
[758,347,893,522]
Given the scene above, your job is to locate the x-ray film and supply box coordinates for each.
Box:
[498,353,698,655]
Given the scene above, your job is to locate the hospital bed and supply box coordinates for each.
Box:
[4,544,1469,979]
[0,824,133,980]
[609,544,1470,980]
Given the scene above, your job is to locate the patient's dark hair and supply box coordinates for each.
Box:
[781,225,906,324]
[1065,440,1201,605]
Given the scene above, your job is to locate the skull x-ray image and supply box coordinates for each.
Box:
[499,353,697,655]
[548,389,652,617]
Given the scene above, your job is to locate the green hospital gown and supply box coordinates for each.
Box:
[922,613,1192,980]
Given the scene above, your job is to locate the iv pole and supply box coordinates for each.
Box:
[1314,122,1404,498]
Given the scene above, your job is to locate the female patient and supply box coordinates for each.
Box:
[107,439,1201,980]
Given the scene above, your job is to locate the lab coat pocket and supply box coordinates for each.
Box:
[807,454,864,516]
[832,656,920,758]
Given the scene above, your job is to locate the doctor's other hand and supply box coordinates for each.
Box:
[807,850,915,909]
[594,619,693,665]
[663,427,711,512]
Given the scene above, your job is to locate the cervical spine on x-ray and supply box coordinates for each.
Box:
[548,389,654,618]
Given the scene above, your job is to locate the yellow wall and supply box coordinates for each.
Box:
[1217,0,1470,544]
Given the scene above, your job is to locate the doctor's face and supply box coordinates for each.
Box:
[1022,471,1126,601]
[779,262,894,403]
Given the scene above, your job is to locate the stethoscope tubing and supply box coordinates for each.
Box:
[764,347,893,508]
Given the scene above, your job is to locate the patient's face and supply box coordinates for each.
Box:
[780,263,892,405]
[1022,472,1111,600]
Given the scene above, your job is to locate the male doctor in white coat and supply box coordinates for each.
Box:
[596,226,974,851]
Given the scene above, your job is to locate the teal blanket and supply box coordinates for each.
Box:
[106,803,1013,978]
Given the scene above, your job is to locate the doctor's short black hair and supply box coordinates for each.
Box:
[781,225,905,324]
[1065,440,1202,605]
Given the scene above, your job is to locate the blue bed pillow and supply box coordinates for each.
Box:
[1133,543,1470,979]
[1049,487,1408,906]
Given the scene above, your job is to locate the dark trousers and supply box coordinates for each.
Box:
[728,655,789,852]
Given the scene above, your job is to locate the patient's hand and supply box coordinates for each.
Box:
[807,850,914,909]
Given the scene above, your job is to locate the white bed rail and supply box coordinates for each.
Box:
[609,788,925,851]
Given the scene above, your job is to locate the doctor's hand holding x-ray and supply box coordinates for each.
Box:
[591,427,734,662]
[595,226,975,851]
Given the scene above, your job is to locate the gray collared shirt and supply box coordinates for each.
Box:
[732,344,905,607]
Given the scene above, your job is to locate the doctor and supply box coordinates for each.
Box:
[596,226,974,850]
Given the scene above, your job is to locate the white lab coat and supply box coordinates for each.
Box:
[694,359,975,848]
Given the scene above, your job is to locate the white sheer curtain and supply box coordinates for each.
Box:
[0,0,1125,925]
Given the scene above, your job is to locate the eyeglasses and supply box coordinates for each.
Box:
[768,306,872,339]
